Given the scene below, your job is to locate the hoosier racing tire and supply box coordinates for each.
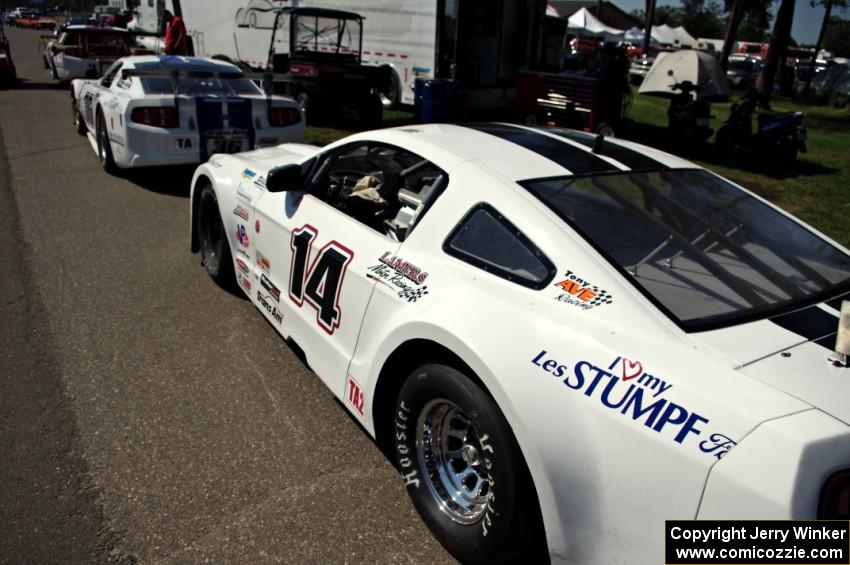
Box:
[393,364,546,563]
[197,182,236,291]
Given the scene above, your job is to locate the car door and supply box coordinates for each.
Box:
[251,142,438,409]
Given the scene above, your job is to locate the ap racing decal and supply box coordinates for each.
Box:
[531,351,737,459]
[288,224,354,335]
[366,251,430,303]
[553,269,613,310]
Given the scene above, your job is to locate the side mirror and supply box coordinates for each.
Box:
[266,163,305,192]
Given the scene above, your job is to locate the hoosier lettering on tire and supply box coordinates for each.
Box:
[393,364,546,564]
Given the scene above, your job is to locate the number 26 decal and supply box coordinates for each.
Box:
[289,224,354,334]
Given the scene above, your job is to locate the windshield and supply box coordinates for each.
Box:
[522,170,850,330]
[292,14,361,57]
[139,74,261,95]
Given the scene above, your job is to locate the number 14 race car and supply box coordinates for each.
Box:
[189,123,850,563]
[71,55,303,173]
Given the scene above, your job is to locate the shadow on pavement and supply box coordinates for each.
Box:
[123,165,195,198]
[14,79,65,91]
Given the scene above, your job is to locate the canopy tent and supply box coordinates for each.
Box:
[567,7,624,40]
[624,26,643,43]
[672,26,698,48]
[546,4,560,17]
[638,50,730,100]
[651,24,679,46]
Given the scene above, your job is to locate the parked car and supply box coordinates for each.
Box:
[629,54,655,84]
[809,62,850,108]
[71,55,303,172]
[726,55,761,90]
[189,122,850,564]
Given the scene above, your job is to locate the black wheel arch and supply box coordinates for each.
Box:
[191,174,213,253]
[373,338,550,561]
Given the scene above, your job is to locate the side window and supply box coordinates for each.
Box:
[444,203,555,289]
[310,142,446,240]
[100,62,122,87]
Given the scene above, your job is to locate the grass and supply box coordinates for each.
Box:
[304,91,850,246]
[627,89,850,246]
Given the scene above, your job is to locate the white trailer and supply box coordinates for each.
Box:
[136,0,545,109]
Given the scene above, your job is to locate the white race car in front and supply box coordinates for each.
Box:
[189,123,850,563]
[71,55,304,173]
[44,25,132,82]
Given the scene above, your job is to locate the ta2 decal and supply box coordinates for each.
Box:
[531,351,736,459]
[346,375,365,416]
[554,270,613,310]
[288,224,354,335]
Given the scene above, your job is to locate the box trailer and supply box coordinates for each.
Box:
[137,0,547,110]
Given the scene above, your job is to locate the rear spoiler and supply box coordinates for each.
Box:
[120,68,294,117]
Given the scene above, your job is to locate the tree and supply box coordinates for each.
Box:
[823,15,850,57]
[720,0,771,69]
[805,1,849,96]
[755,0,796,106]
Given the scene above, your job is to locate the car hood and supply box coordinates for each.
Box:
[692,301,850,425]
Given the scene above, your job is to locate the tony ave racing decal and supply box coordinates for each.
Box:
[554,270,613,310]
[233,205,249,220]
[366,252,430,303]
[288,224,354,335]
[531,351,737,459]
[346,375,365,416]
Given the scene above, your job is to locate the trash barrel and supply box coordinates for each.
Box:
[420,79,458,123]
[413,77,426,122]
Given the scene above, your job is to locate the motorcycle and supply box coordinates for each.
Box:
[666,80,713,147]
[715,90,807,161]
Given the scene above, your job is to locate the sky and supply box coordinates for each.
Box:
[613,0,850,45]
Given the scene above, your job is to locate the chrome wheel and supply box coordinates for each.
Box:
[416,399,490,525]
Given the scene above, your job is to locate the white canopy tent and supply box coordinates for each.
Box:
[567,7,624,41]
[651,24,679,46]
[673,26,698,48]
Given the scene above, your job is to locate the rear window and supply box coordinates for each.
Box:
[136,68,261,96]
[522,169,850,330]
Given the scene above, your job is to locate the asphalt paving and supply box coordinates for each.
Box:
[0,27,453,564]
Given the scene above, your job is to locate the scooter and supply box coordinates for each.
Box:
[715,90,807,161]
[667,80,713,146]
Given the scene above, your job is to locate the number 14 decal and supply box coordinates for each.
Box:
[289,224,354,335]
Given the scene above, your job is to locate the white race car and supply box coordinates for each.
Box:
[189,123,850,564]
[71,55,304,172]
[44,25,133,82]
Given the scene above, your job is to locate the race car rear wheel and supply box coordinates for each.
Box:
[197,183,236,290]
[393,364,546,563]
[71,97,86,135]
[95,109,117,174]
